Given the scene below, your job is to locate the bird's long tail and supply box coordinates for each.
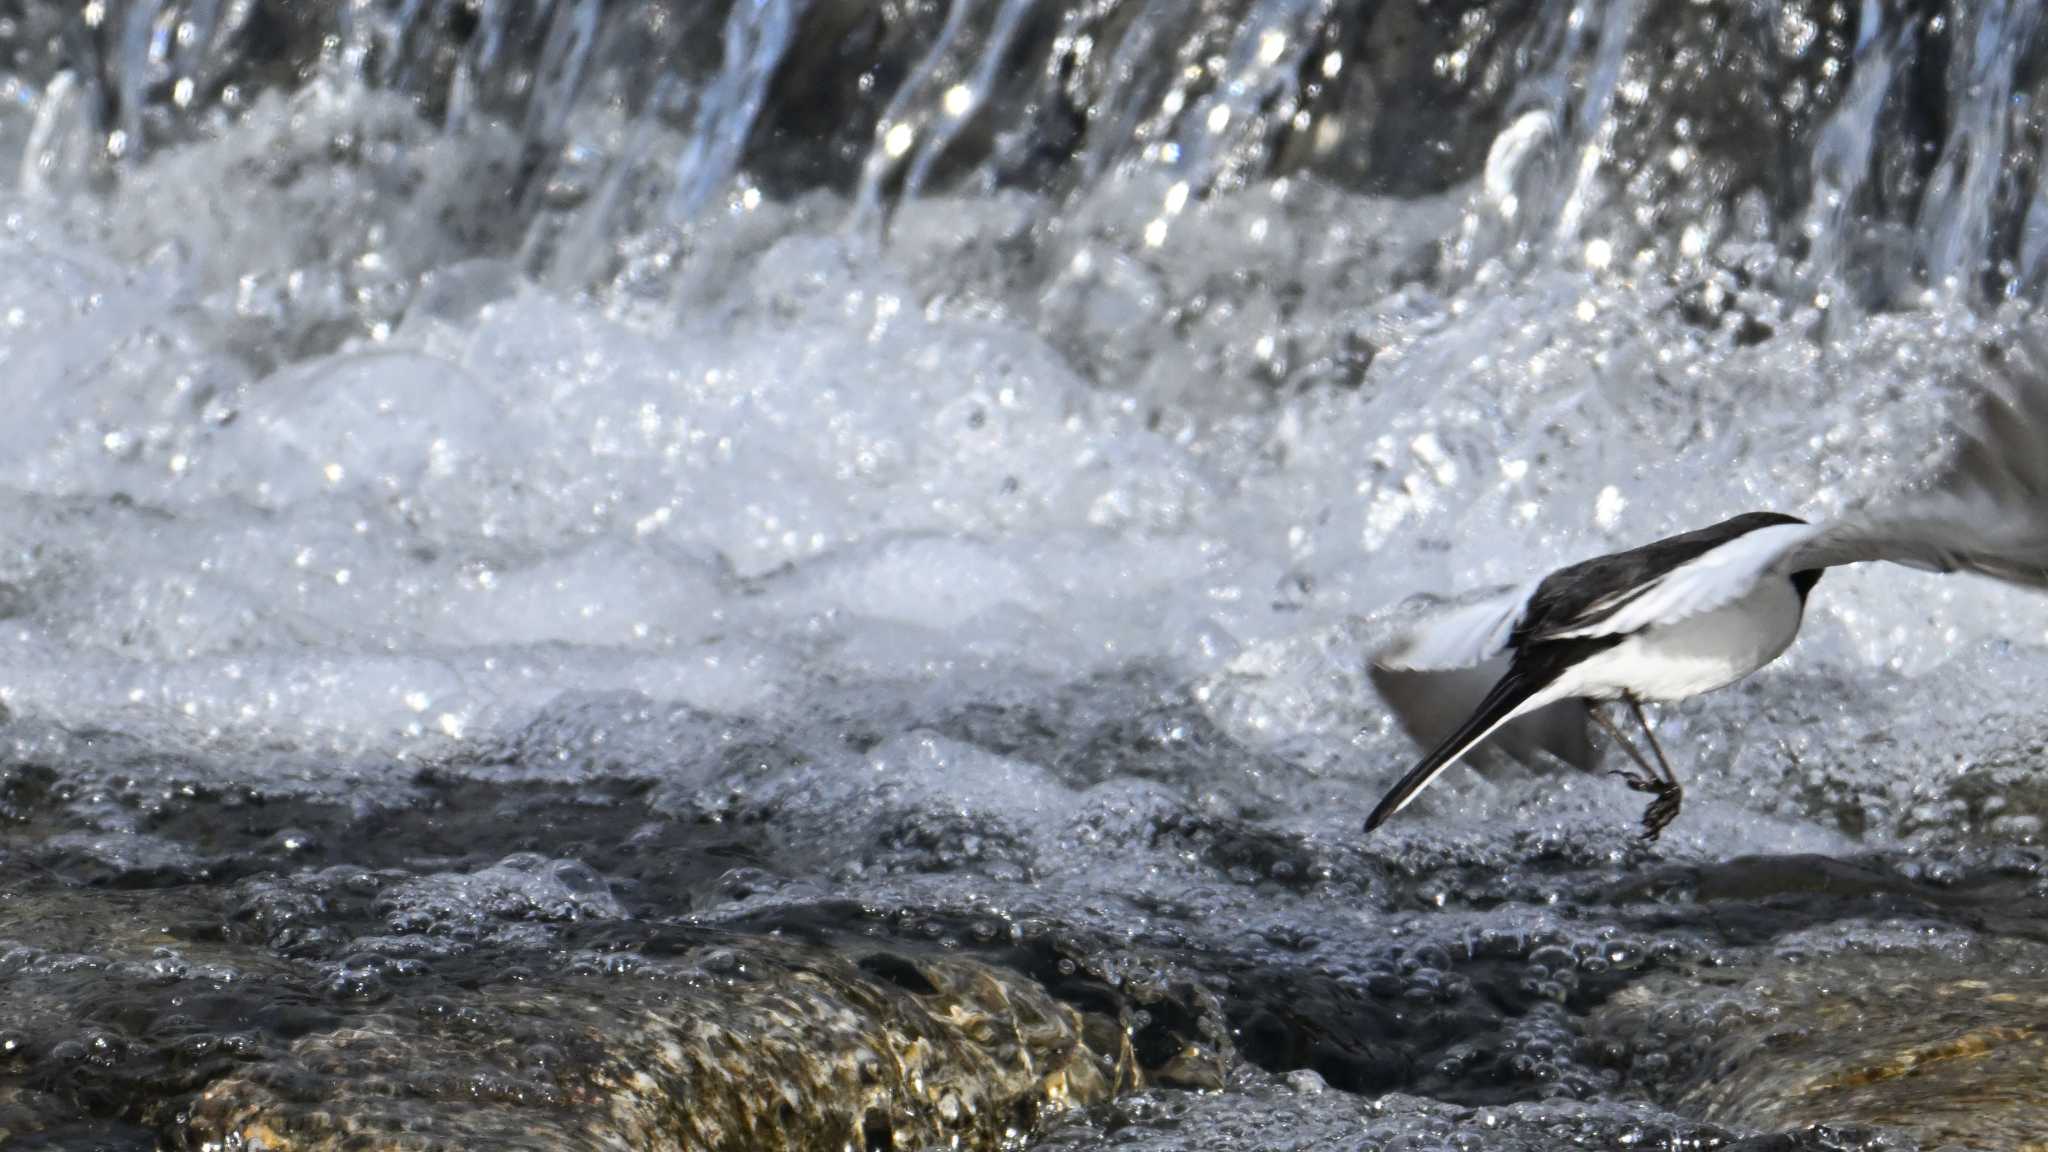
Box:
[1364,667,1547,832]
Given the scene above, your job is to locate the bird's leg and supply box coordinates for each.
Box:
[1626,694,1679,787]
[1624,694,1682,842]
[1588,707,1662,792]
[1589,703,1685,842]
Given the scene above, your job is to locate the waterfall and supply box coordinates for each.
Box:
[114,0,164,158]
[672,0,806,220]
[1070,0,1191,187]
[1798,16,1911,292]
[850,0,986,230]
[1550,0,1640,252]
[1449,0,1641,277]
[1166,0,1332,197]
[12,0,2048,309]
[1916,0,2041,297]
[523,0,602,158]
[900,0,1039,203]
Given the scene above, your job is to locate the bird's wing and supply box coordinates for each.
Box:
[1373,582,1536,671]
[1783,350,2048,585]
[1370,657,1600,772]
[1557,332,2048,634]
[1783,501,2048,585]
[1541,522,1820,639]
[1372,588,1600,782]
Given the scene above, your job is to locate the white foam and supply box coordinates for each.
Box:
[0,93,2042,858]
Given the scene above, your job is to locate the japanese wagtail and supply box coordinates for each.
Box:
[1365,340,2048,840]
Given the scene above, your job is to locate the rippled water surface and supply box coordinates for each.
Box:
[5,1,2048,1149]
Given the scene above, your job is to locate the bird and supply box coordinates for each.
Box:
[1363,338,2048,840]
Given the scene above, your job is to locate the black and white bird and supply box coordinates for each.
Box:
[1364,341,2048,840]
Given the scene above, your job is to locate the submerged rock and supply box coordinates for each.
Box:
[182,940,1139,1151]
[1593,932,2048,1149]
[0,872,1171,1151]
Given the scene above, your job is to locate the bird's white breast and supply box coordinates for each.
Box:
[1545,575,1806,704]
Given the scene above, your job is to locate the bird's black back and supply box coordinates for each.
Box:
[1512,511,1808,646]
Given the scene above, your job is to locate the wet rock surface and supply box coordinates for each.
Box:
[0,772,1211,1149]
[6,725,2048,1148]
[181,941,1138,1152]
[1595,925,2048,1149]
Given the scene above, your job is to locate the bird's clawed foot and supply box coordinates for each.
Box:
[1610,766,1660,795]
[1607,769,1683,842]
[1636,782,1682,842]
[1595,697,1684,842]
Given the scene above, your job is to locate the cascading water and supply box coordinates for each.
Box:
[670,0,801,219]
[1916,0,2040,297]
[1799,13,1909,293]
[7,2,2048,1149]
[25,0,2047,304]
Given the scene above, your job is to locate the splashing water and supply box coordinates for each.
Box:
[5,1,2048,1148]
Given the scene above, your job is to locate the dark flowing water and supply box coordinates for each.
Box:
[4,1,2048,1148]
